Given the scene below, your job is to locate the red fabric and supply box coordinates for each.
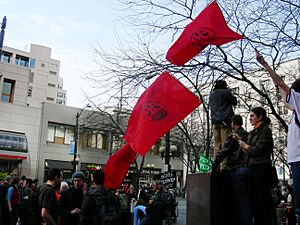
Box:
[124,71,201,156]
[104,143,137,189]
[166,1,244,66]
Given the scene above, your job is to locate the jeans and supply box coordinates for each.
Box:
[248,164,274,225]
[290,161,300,222]
[212,124,230,159]
[231,167,252,225]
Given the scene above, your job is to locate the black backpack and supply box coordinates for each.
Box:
[92,190,121,225]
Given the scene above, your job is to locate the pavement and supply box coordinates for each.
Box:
[173,197,186,225]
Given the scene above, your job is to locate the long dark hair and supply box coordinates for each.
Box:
[291,78,300,93]
[251,107,271,124]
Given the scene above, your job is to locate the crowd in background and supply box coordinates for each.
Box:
[0,169,178,225]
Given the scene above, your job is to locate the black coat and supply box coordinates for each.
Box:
[209,88,237,125]
[58,186,84,225]
[246,122,273,166]
[212,127,249,171]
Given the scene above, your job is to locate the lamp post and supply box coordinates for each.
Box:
[146,163,155,183]
[73,104,90,172]
[0,16,7,58]
[159,131,177,172]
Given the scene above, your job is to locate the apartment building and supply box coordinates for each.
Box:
[1,44,67,107]
[0,44,67,178]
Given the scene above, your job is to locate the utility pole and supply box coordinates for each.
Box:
[73,104,91,172]
[0,16,7,58]
[164,131,171,172]
[73,112,80,172]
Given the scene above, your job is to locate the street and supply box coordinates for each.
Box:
[173,197,186,225]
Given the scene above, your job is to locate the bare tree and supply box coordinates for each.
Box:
[85,0,299,174]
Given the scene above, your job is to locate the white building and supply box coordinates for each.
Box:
[1,44,67,107]
[0,43,67,178]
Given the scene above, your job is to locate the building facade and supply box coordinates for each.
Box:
[0,44,67,178]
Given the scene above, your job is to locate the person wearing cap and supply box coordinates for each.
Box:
[58,171,85,225]
[209,80,237,161]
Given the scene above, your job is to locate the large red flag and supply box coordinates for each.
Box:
[166,1,244,66]
[124,71,201,156]
[104,143,137,189]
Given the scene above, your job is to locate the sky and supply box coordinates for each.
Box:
[0,0,127,107]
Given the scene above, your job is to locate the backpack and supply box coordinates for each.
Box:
[118,193,129,212]
[92,190,121,225]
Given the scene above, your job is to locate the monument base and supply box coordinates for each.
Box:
[186,172,238,225]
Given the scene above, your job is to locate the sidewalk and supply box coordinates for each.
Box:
[173,197,186,225]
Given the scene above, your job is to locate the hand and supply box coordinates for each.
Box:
[8,207,12,213]
[232,132,241,140]
[71,208,81,214]
[255,49,267,65]
[238,140,249,151]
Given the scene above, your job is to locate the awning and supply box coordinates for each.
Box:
[45,159,73,170]
[0,150,28,159]
[0,130,28,153]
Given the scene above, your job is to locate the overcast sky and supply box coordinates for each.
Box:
[0,0,127,107]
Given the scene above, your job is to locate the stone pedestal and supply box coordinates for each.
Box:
[186,173,237,225]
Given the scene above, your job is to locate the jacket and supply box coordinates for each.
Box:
[209,89,237,125]
[212,126,248,171]
[58,186,84,225]
[246,122,273,166]
[79,186,120,225]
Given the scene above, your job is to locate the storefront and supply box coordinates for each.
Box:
[0,130,28,177]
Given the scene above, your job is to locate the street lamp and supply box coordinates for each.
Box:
[0,16,7,58]
[73,104,91,172]
[146,163,155,183]
[159,131,177,172]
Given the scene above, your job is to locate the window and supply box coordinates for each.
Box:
[29,71,34,83]
[15,55,29,67]
[49,71,57,75]
[48,83,56,87]
[27,86,32,97]
[1,79,15,103]
[1,51,12,63]
[29,58,36,69]
[47,123,74,145]
[81,132,106,149]
[41,63,45,68]
[231,87,239,95]
[47,97,54,101]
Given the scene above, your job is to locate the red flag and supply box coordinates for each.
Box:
[104,143,137,189]
[124,71,201,156]
[166,1,244,66]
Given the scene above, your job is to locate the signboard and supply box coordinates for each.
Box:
[69,141,75,155]
[198,154,212,173]
[159,171,176,188]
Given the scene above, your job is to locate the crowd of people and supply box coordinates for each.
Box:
[0,168,177,225]
[209,50,300,225]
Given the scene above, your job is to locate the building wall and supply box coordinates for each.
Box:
[0,100,41,178]
[2,44,66,107]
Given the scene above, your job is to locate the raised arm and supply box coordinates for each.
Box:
[255,49,290,94]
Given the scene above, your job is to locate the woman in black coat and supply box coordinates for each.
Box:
[239,107,275,225]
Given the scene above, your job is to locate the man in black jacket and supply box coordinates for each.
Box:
[212,115,252,225]
[209,80,237,162]
[58,171,85,225]
[79,170,120,225]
